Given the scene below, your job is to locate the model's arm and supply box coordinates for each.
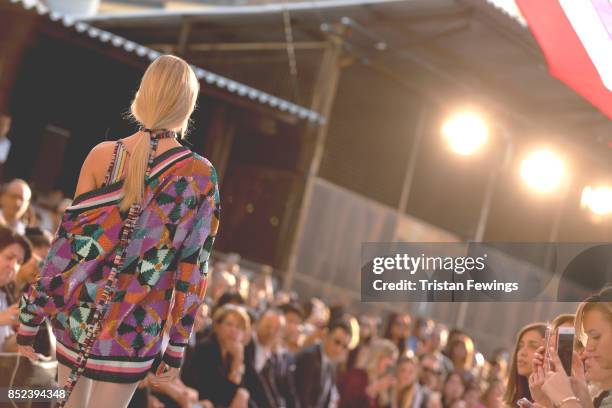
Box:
[162,167,220,368]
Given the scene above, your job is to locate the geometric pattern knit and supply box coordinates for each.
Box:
[17,144,220,383]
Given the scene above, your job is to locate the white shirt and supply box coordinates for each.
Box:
[0,291,14,351]
[0,137,11,163]
[253,333,271,373]
[0,209,25,235]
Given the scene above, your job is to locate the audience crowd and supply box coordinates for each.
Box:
[0,177,609,408]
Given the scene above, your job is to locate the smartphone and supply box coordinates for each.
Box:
[557,326,575,376]
[544,324,552,372]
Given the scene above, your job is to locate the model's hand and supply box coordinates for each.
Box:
[17,344,40,361]
[151,362,179,385]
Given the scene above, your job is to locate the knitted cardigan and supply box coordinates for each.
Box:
[17,146,220,383]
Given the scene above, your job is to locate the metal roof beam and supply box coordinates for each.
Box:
[146,40,328,52]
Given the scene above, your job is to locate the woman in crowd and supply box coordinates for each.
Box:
[0,225,31,351]
[502,323,546,407]
[383,312,412,356]
[389,354,431,408]
[463,383,484,408]
[181,304,251,408]
[535,287,612,408]
[481,379,503,408]
[447,335,475,374]
[528,313,576,408]
[17,55,220,408]
[338,338,398,407]
[441,371,466,408]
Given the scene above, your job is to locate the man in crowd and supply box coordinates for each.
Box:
[0,179,31,234]
[244,308,299,408]
[419,353,445,392]
[295,319,351,408]
[279,302,304,356]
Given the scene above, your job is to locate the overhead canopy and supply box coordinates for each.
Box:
[4,0,324,124]
[87,0,612,159]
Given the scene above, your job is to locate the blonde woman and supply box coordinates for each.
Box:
[181,304,251,408]
[16,55,220,408]
[534,287,612,408]
[338,338,398,407]
[390,355,431,408]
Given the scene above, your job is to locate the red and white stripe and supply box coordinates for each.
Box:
[516,0,612,119]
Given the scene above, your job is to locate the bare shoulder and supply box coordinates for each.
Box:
[74,141,117,197]
[82,141,116,170]
[88,140,116,158]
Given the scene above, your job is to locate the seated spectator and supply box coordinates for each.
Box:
[0,226,31,351]
[347,314,380,370]
[0,179,32,235]
[338,338,398,408]
[481,380,503,408]
[244,308,299,408]
[247,265,274,313]
[463,383,483,408]
[408,317,434,355]
[295,318,352,408]
[389,354,432,408]
[442,372,466,408]
[383,312,412,356]
[425,324,453,375]
[279,302,305,355]
[209,263,238,304]
[301,297,330,348]
[9,227,52,301]
[420,353,445,392]
[181,304,251,408]
[273,290,299,307]
[502,323,546,406]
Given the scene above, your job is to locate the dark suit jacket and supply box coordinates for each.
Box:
[243,341,300,408]
[181,334,241,407]
[295,343,335,408]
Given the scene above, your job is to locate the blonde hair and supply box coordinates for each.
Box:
[213,304,252,336]
[122,55,199,211]
[365,338,399,375]
[575,286,612,348]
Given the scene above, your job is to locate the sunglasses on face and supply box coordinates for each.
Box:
[422,366,442,375]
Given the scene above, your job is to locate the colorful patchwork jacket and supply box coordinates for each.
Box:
[17,145,220,383]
